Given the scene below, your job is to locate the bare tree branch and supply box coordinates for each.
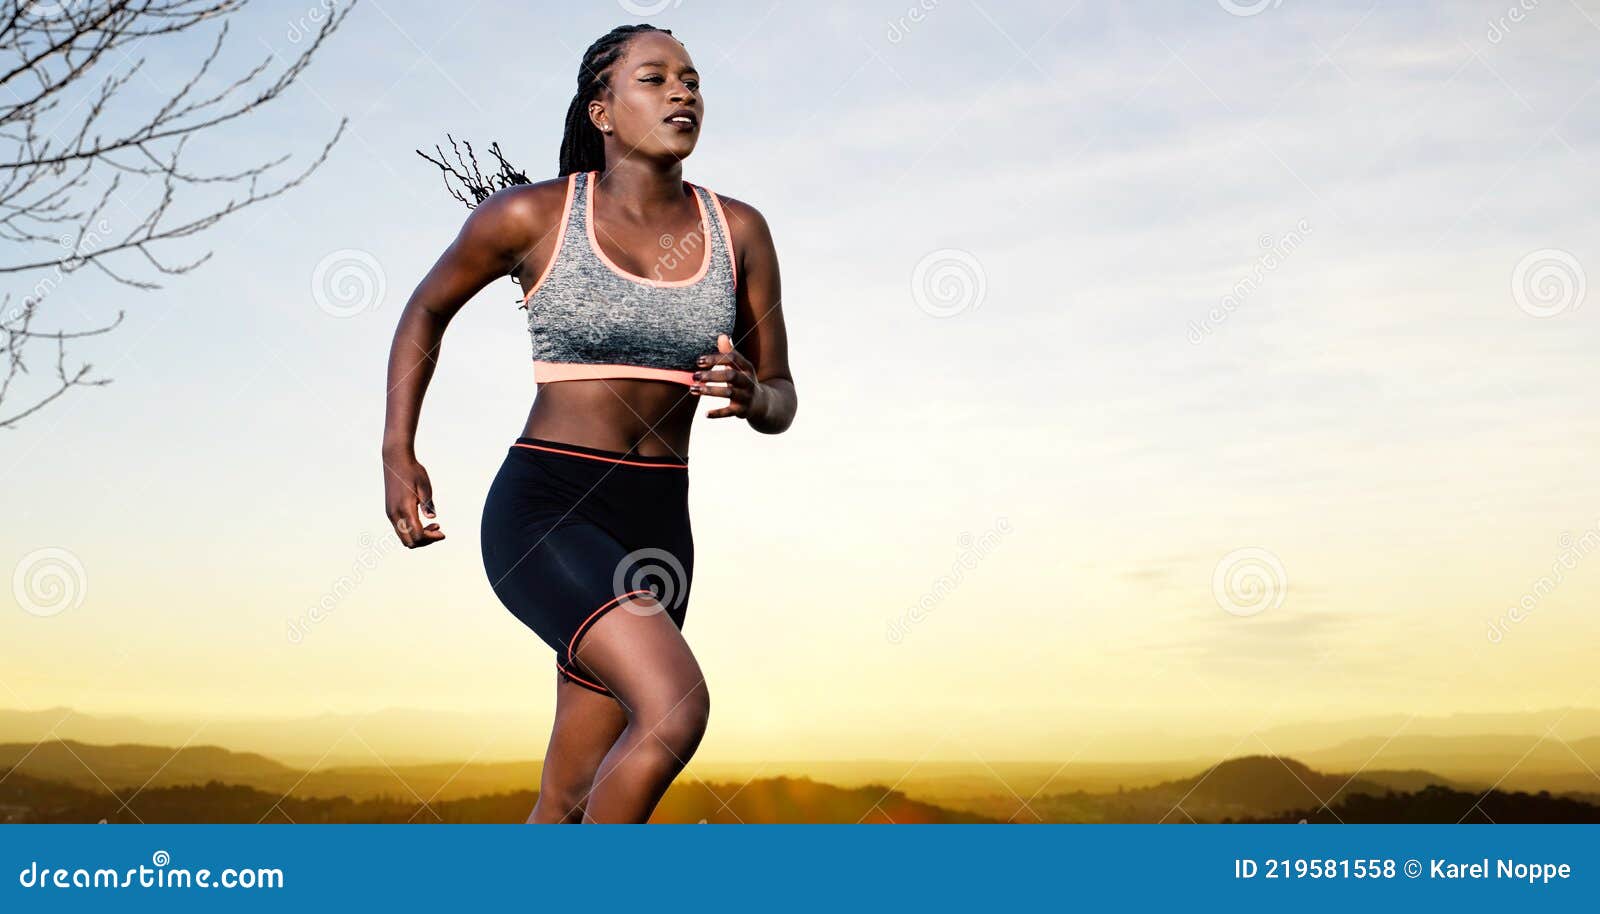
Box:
[0,0,354,429]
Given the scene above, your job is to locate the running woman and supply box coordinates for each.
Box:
[382,24,796,824]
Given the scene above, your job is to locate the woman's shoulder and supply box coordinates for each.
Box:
[481,176,573,225]
[702,187,760,220]
[452,177,573,252]
[700,188,768,244]
[704,191,773,252]
[447,176,574,264]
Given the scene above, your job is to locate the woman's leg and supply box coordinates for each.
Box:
[566,595,711,824]
[527,673,627,823]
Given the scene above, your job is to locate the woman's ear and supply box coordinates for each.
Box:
[588,100,611,134]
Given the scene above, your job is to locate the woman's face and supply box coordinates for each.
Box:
[592,32,702,165]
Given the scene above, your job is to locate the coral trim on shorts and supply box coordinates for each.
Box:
[511,441,686,469]
[567,589,655,666]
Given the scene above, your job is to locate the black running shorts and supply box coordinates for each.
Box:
[480,437,694,696]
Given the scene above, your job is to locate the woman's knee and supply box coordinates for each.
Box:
[633,680,710,758]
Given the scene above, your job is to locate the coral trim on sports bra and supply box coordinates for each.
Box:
[531,361,696,385]
[585,172,712,288]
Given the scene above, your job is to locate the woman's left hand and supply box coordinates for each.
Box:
[691,333,766,420]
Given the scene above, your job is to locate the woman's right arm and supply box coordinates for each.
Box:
[382,188,542,548]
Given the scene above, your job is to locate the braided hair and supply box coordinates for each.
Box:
[416,24,675,209]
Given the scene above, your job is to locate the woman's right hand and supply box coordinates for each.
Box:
[384,451,445,548]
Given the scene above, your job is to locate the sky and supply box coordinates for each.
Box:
[3,0,1600,764]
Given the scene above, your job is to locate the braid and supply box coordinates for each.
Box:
[414,134,531,209]
[416,24,675,211]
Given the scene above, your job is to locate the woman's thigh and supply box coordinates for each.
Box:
[569,599,709,724]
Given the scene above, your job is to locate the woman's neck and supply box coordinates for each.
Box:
[594,158,688,216]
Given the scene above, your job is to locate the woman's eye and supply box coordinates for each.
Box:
[641,75,664,83]
[685,82,699,91]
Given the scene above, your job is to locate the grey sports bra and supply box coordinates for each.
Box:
[518,170,738,386]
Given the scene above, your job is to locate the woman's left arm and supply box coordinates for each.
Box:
[691,196,797,434]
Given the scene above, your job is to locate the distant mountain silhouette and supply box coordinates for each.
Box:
[0,740,300,791]
[1017,755,1393,823]
[1298,734,1600,792]
[12,705,1600,772]
[0,768,526,824]
[0,707,551,768]
[0,769,993,824]
[11,704,1600,789]
[5,737,1599,823]
[1163,755,1385,812]
[649,775,995,824]
[1347,769,1472,793]
[1235,784,1600,824]
[1254,708,1600,750]
[1025,758,1600,824]
[0,739,545,802]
